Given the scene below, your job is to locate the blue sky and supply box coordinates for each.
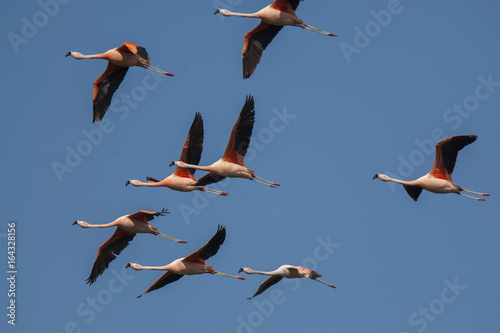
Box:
[2,0,500,332]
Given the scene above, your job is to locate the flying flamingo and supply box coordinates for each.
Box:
[373,135,490,201]
[125,113,228,196]
[239,265,336,299]
[65,42,174,123]
[73,208,186,285]
[126,225,245,298]
[170,95,279,188]
[214,0,337,78]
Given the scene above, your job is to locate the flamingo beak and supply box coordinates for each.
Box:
[125,263,131,268]
[169,161,175,167]
[214,9,220,14]
[72,220,78,225]
[238,267,244,273]
[372,174,379,180]
[125,180,131,186]
[65,51,71,57]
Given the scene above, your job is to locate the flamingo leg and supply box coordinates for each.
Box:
[145,65,174,76]
[315,278,337,288]
[458,193,486,201]
[252,178,278,188]
[202,187,229,196]
[212,271,245,280]
[253,175,280,187]
[461,188,490,196]
[156,232,187,243]
[298,23,337,37]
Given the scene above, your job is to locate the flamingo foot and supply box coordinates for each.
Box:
[478,198,486,201]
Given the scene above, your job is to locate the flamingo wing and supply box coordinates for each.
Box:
[194,173,226,187]
[185,225,226,263]
[271,0,301,11]
[93,63,128,123]
[175,113,204,178]
[243,22,283,79]
[119,42,149,64]
[138,271,184,297]
[249,275,284,299]
[429,135,477,180]
[403,185,423,201]
[86,228,135,285]
[128,208,169,222]
[222,95,255,165]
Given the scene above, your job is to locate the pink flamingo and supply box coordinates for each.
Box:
[66,42,173,122]
[127,225,244,298]
[170,95,279,188]
[215,0,337,78]
[73,208,185,285]
[373,135,490,201]
[240,265,336,299]
[126,113,228,196]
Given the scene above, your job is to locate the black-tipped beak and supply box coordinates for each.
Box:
[238,267,243,273]
[125,180,130,187]
[72,220,78,225]
[65,51,71,57]
[372,174,379,180]
[169,161,175,167]
[125,263,131,268]
[214,9,220,14]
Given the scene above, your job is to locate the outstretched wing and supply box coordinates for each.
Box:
[119,42,149,64]
[86,228,135,285]
[194,173,226,187]
[175,113,204,178]
[403,185,423,202]
[93,64,128,123]
[184,225,226,263]
[248,275,284,299]
[128,208,169,222]
[242,22,283,79]
[429,135,477,181]
[222,95,255,166]
[137,271,184,298]
[271,0,301,11]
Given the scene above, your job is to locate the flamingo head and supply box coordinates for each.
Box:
[73,220,89,228]
[65,51,83,59]
[373,173,390,181]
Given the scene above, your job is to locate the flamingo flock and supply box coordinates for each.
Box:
[70,0,490,306]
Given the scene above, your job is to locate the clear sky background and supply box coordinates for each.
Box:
[1,1,500,332]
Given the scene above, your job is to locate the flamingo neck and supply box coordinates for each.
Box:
[177,162,212,172]
[381,175,417,186]
[83,221,120,228]
[136,265,169,271]
[133,180,163,187]
[245,268,275,276]
[221,10,261,18]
